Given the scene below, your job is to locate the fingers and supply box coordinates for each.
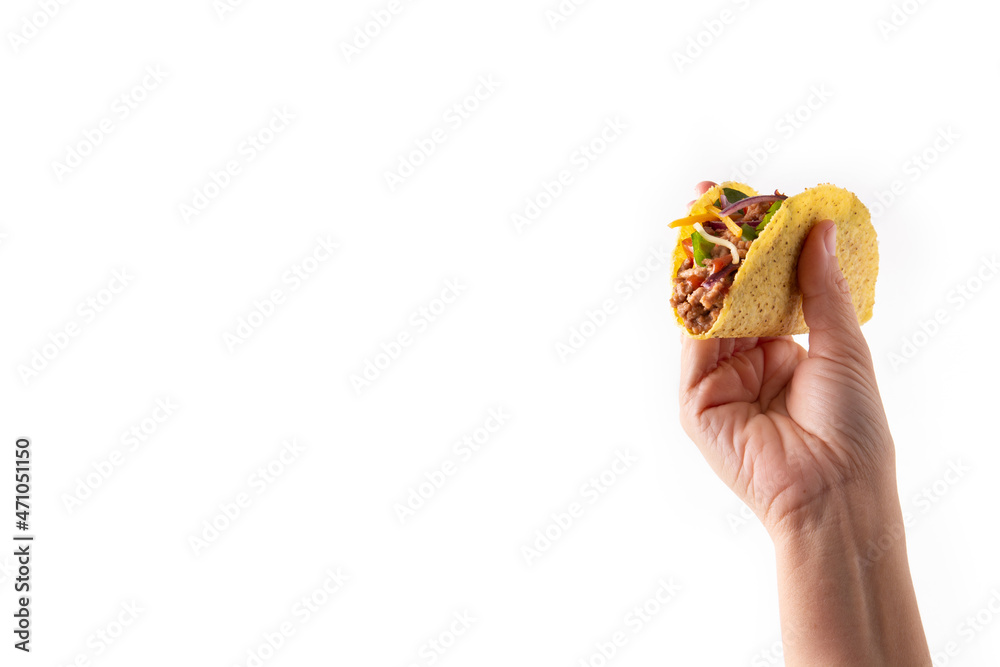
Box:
[694,181,717,196]
[678,335,728,447]
[797,221,872,368]
[679,334,761,394]
[679,334,722,394]
[677,179,725,392]
[686,181,717,207]
[678,180,725,393]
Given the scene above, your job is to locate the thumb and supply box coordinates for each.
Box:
[797,220,871,365]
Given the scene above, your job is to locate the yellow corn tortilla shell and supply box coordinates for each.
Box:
[672,182,878,338]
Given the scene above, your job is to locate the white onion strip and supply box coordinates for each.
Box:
[693,222,740,266]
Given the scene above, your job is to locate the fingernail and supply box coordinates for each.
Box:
[823,223,837,256]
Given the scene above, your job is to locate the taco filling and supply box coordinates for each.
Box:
[669,188,786,334]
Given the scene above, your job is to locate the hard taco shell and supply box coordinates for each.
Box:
[672,182,878,338]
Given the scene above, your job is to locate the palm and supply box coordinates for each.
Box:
[679,336,892,530]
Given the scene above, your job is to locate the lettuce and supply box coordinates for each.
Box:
[756,201,782,231]
[713,187,748,208]
[691,231,713,267]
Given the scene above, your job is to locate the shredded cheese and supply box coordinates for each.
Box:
[704,205,742,238]
[696,185,722,214]
[693,222,740,266]
[668,213,718,228]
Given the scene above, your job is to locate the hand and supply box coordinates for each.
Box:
[678,181,894,537]
[677,181,931,665]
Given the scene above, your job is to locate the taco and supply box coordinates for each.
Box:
[668,182,877,338]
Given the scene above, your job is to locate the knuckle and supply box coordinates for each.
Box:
[831,268,853,303]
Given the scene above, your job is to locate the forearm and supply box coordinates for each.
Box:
[770,484,931,666]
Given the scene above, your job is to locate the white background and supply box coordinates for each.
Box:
[2,0,999,665]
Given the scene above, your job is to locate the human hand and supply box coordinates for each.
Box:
[676,180,931,664]
[678,181,896,539]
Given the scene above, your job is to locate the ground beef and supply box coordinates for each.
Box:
[670,228,754,334]
[671,193,785,333]
[737,190,785,224]
[740,201,771,223]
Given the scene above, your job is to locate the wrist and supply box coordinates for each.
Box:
[768,479,905,558]
[768,482,931,666]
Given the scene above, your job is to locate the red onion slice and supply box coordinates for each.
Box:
[703,262,737,288]
[717,194,786,218]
